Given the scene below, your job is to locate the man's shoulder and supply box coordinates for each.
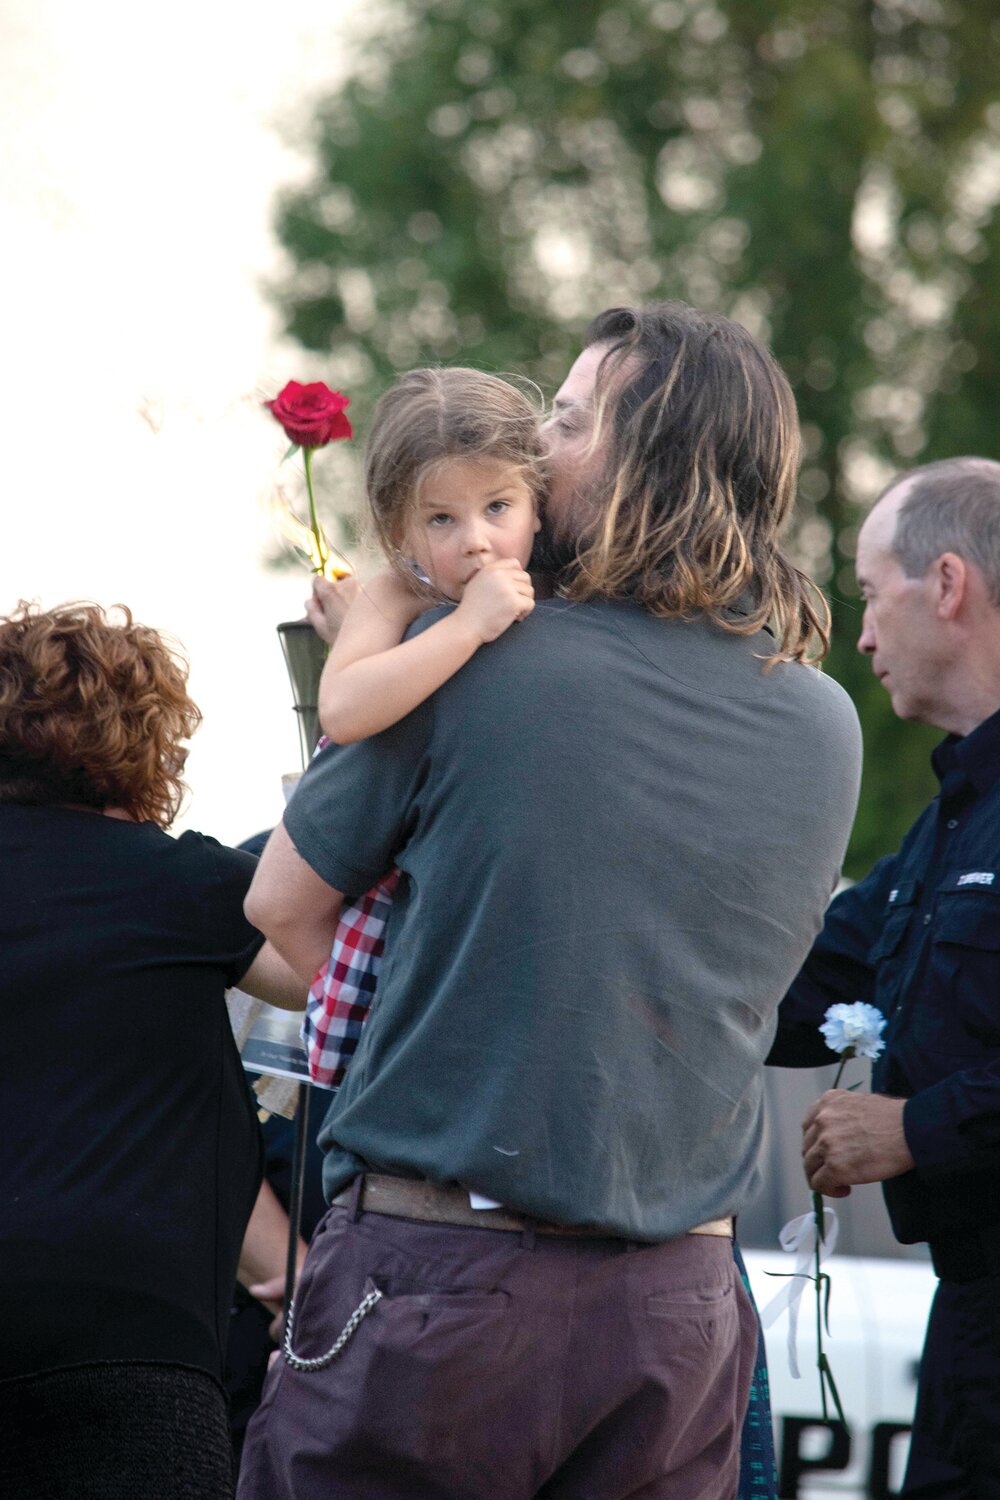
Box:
[405,603,456,639]
[784,654,862,731]
[585,601,857,708]
[759,658,863,794]
[412,597,859,754]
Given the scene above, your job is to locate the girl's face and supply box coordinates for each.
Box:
[403,457,540,600]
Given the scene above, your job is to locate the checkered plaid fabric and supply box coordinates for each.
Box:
[300,869,400,1088]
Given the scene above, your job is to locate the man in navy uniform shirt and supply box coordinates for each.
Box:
[772,456,1000,1497]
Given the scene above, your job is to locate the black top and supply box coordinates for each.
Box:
[1,806,264,1380]
[771,704,1000,1246]
[285,598,861,1236]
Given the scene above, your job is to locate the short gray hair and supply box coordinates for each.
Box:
[885,457,1000,605]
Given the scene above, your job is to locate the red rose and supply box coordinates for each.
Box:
[265,381,352,448]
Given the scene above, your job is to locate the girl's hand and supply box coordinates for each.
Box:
[456,557,535,643]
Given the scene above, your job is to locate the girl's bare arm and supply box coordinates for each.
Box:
[318,562,534,744]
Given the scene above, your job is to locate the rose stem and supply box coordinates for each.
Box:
[303,446,328,575]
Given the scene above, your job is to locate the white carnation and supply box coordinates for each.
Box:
[819,1001,886,1059]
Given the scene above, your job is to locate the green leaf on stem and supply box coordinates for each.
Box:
[819,1353,848,1427]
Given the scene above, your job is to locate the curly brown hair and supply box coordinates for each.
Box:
[0,601,202,827]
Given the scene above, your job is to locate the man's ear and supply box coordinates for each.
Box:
[933,551,967,621]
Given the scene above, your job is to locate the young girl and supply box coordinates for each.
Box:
[302,366,545,1087]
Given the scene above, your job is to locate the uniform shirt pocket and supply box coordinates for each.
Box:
[928,888,1000,1048]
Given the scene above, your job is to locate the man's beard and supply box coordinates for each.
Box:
[530,522,581,578]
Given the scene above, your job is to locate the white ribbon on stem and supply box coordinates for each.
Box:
[758,1207,839,1378]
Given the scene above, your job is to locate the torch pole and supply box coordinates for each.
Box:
[284,1079,310,1325]
[276,616,330,1329]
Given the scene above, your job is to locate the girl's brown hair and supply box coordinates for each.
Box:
[565,302,829,663]
[364,367,544,561]
[0,601,201,827]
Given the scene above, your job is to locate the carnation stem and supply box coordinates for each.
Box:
[811,1044,854,1421]
[812,1188,827,1420]
[302,447,329,575]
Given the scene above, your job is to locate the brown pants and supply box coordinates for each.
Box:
[237,1201,757,1500]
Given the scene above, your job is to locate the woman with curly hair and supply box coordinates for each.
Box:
[0,600,308,1500]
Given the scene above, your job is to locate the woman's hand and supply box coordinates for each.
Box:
[306,575,361,645]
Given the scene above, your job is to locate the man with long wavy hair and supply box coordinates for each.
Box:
[239,302,862,1500]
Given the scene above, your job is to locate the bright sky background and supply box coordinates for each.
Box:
[1,0,360,845]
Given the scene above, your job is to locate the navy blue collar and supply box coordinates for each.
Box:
[932,702,1000,795]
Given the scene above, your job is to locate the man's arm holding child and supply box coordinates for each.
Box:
[245,824,345,985]
[239,941,311,1010]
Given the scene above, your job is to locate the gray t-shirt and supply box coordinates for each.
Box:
[286,597,862,1238]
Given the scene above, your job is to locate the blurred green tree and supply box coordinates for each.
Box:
[271,0,1000,877]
